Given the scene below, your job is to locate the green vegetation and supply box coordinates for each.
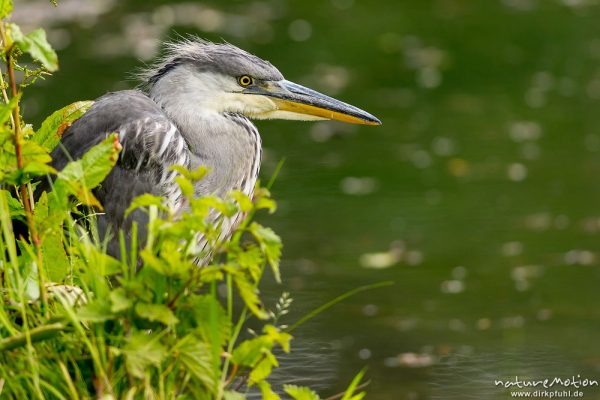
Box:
[0,2,368,398]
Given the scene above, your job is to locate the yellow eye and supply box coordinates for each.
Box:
[238,75,253,87]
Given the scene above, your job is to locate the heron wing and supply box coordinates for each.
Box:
[48,90,190,256]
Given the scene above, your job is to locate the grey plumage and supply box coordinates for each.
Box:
[138,39,284,87]
[45,38,380,258]
[49,91,191,255]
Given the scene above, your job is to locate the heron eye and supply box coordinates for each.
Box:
[238,75,253,87]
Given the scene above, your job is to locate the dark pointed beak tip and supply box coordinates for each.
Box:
[365,115,382,126]
[254,79,384,126]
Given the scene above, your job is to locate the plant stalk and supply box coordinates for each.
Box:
[3,30,49,315]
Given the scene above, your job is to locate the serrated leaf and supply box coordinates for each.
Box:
[52,133,121,210]
[22,161,55,176]
[264,325,291,353]
[11,24,58,71]
[135,303,179,326]
[19,140,54,182]
[258,381,280,400]
[170,165,209,181]
[229,190,253,213]
[249,222,282,283]
[0,189,24,220]
[174,335,216,391]
[198,196,237,218]
[35,101,94,151]
[236,245,264,282]
[249,356,275,384]
[123,332,167,379]
[231,336,270,367]
[57,133,121,189]
[0,0,13,19]
[234,275,268,319]
[284,385,320,400]
[0,94,20,126]
[189,295,231,347]
[255,196,276,213]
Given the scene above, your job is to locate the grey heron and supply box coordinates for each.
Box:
[48,38,381,257]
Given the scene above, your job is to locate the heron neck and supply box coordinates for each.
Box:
[152,93,261,198]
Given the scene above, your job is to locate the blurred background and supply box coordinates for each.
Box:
[14,0,600,398]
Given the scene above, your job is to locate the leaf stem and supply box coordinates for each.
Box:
[286,281,394,333]
[1,22,49,316]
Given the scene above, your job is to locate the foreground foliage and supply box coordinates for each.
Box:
[0,1,367,399]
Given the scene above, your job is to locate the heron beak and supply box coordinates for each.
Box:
[245,80,381,126]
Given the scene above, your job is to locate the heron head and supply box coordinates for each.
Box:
[144,38,381,126]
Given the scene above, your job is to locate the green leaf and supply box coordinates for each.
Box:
[0,0,13,19]
[258,381,280,400]
[0,189,24,221]
[20,140,54,180]
[235,245,264,282]
[198,196,238,218]
[264,325,291,353]
[173,335,216,391]
[0,94,20,125]
[284,385,320,400]
[58,133,121,189]
[255,196,276,213]
[249,355,276,384]
[35,190,67,240]
[125,193,168,217]
[229,190,253,213]
[135,303,179,326]
[340,368,367,400]
[10,24,58,71]
[232,336,271,367]
[0,322,67,352]
[35,101,94,151]
[51,133,121,209]
[171,165,209,181]
[77,299,114,322]
[189,295,231,347]
[234,275,269,319]
[249,222,282,283]
[76,242,121,277]
[223,391,246,400]
[110,288,133,313]
[175,176,195,197]
[42,231,70,282]
[22,259,40,301]
[123,332,167,379]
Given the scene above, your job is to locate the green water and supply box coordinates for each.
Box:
[19,0,600,398]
